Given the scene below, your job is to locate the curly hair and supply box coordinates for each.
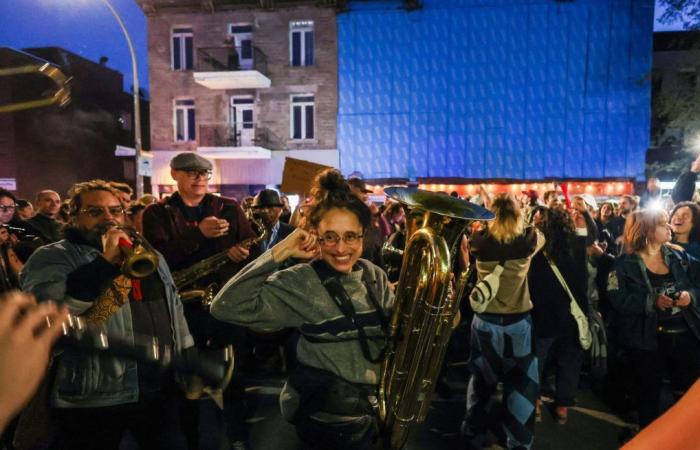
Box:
[67,179,122,216]
[307,169,371,231]
[540,207,576,265]
[670,201,700,244]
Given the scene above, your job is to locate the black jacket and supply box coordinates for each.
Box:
[608,246,700,351]
[672,170,698,204]
[529,236,588,338]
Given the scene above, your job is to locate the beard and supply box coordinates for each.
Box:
[81,221,118,250]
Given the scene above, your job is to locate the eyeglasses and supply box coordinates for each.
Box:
[0,205,16,213]
[317,231,364,247]
[79,206,125,218]
[184,170,212,180]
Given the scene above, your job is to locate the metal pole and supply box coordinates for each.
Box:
[99,0,144,198]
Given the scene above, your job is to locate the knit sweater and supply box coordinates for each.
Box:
[210,250,394,386]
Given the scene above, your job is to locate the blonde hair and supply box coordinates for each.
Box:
[487,194,525,243]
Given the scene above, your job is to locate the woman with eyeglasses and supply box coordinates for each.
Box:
[0,189,28,293]
[211,169,394,450]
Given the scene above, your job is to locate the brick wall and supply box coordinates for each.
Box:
[146,5,337,152]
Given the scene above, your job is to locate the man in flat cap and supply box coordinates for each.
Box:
[250,189,295,252]
[142,152,255,450]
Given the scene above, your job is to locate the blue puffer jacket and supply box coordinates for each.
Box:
[608,245,700,351]
[19,239,194,408]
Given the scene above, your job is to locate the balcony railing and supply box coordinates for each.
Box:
[199,123,271,148]
[196,46,268,75]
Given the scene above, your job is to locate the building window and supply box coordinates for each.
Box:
[171,27,193,70]
[174,99,196,142]
[290,95,314,140]
[289,21,314,67]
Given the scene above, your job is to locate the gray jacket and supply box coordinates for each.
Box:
[20,239,193,408]
[210,251,393,420]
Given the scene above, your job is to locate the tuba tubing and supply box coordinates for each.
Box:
[377,187,495,450]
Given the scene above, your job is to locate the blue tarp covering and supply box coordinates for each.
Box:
[337,0,654,180]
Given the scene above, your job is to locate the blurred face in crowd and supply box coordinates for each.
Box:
[671,206,693,237]
[572,197,587,213]
[600,203,613,220]
[75,190,126,235]
[350,185,369,204]
[0,196,15,224]
[316,208,364,274]
[17,203,34,220]
[171,169,210,200]
[647,178,660,193]
[391,206,405,226]
[546,195,562,210]
[619,197,635,215]
[253,206,282,229]
[649,214,672,247]
[36,191,61,218]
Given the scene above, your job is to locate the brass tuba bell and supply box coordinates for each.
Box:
[378,187,494,450]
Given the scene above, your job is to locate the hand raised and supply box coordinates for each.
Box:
[0,292,69,429]
[272,228,318,262]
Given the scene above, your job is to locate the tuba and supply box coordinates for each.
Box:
[378,187,494,450]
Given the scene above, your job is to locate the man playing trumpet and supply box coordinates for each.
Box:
[19,179,194,450]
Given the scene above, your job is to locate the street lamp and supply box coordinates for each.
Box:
[97,0,145,198]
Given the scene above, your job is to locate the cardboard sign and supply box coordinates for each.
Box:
[280,157,332,195]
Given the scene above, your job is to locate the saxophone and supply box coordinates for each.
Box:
[173,209,269,308]
[378,187,494,450]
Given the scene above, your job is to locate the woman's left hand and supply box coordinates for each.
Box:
[676,291,692,308]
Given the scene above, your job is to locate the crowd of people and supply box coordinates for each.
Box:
[1,151,700,450]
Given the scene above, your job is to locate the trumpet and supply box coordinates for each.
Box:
[113,225,159,279]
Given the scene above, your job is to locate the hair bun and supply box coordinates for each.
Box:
[311,169,351,202]
[318,169,349,192]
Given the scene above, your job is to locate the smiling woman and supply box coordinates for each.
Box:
[210,169,393,450]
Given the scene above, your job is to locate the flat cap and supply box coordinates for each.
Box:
[170,152,213,171]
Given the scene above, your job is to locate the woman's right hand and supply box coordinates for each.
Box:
[272,228,318,263]
[655,294,674,311]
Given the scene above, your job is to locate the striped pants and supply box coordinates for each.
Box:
[465,314,539,450]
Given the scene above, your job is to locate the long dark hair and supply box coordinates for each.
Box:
[670,201,700,244]
[540,207,576,265]
[308,169,371,231]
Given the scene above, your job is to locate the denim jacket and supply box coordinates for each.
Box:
[608,245,700,351]
[19,240,194,408]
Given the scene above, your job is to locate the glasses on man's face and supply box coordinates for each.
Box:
[0,205,16,213]
[184,170,212,180]
[317,231,364,247]
[79,206,125,218]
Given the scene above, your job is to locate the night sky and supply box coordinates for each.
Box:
[0,0,686,94]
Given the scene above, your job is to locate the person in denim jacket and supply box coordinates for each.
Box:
[608,210,700,429]
[19,180,193,450]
